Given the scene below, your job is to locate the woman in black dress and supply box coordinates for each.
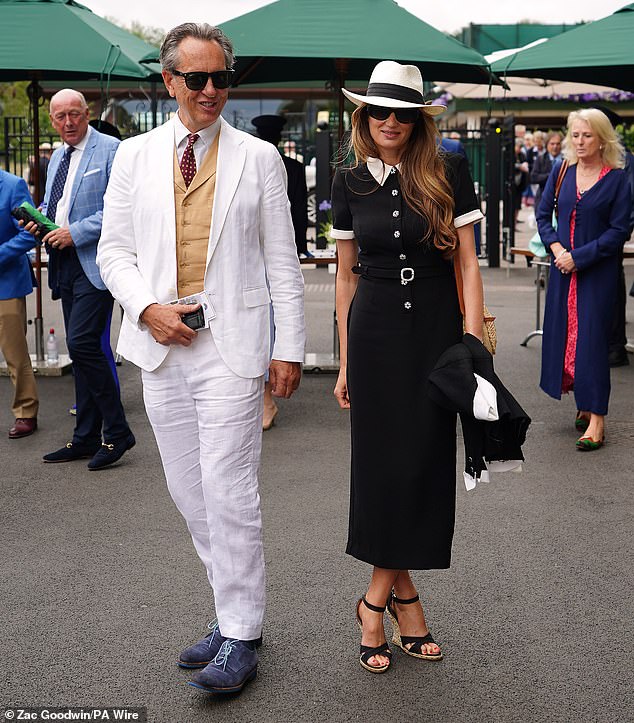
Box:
[331,61,484,673]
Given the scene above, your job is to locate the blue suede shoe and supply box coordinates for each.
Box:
[178,621,222,669]
[178,622,263,669]
[188,638,258,694]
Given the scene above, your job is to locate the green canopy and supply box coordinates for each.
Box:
[220,0,494,86]
[0,0,156,81]
[490,4,634,92]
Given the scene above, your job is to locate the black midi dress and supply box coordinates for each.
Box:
[331,153,482,570]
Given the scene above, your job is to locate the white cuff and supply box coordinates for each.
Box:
[463,470,477,491]
[473,373,499,421]
[487,460,523,473]
[455,209,484,228]
[330,228,355,240]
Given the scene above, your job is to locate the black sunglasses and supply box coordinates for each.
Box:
[171,69,234,91]
[366,105,419,124]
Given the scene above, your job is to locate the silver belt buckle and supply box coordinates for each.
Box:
[400,267,415,285]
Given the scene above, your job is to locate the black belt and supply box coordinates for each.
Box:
[352,264,450,280]
[352,264,450,313]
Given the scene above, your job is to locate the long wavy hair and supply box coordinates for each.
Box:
[344,105,458,256]
[562,108,625,169]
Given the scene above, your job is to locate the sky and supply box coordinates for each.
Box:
[88,0,630,36]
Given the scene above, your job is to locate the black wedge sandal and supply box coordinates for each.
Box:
[386,592,443,661]
[356,596,393,673]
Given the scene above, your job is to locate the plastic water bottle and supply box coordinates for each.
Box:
[46,327,59,366]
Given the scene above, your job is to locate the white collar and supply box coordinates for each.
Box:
[367,156,401,186]
[174,113,221,147]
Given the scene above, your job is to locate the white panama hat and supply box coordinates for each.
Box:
[342,60,446,116]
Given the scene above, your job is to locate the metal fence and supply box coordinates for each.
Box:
[2,116,56,180]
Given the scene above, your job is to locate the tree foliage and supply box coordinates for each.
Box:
[105,16,164,47]
[0,81,55,134]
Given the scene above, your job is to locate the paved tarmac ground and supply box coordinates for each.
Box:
[1,210,633,723]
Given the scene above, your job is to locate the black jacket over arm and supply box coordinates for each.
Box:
[427,334,531,482]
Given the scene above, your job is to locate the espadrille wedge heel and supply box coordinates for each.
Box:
[386,592,443,661]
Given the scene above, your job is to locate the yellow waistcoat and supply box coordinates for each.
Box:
[173,133,219,297]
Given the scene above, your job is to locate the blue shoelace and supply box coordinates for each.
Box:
[212,639,237,671]
[205,620,219,648]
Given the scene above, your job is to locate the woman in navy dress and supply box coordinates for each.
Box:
[331,61,484,673]
[537,108,630,450]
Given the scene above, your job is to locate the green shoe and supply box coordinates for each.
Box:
[575,413,590,432]
[576,435,604,451]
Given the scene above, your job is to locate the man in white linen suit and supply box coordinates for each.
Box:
[97,23,305,695]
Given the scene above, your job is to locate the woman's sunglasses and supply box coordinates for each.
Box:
[366,105,420,124]
[171,69,234,91]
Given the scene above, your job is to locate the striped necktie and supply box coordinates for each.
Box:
[46,145,74,222]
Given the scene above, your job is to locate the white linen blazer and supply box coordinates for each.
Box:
[97,117,305,376]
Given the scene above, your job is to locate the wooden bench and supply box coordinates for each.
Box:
[509,246,535,267]
[299,253,336,267]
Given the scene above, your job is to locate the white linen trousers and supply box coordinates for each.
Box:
[142,329,265,641]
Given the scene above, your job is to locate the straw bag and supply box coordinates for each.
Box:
[454,258,497,354]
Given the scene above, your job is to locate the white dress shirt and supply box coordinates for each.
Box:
[55,125,91,227]
[173,112,221,169]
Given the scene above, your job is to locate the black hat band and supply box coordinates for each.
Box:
[366,82,425,104]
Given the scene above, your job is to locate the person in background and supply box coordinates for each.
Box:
[252,115,308,256]
[440,131,466,157]
[252,114,309,430]
[513,139,529,225]
[521,132,534,206]
[537,108,630,450]
[0,170,38,439]
[440,133,482,255]
[89,119,121,141]
[332,61,484,673]
[527,130,544,200]
[23,89,134,470]
[28,142,52,205]
[97,22,305,695]
[529,131,544,166]
[530,131,563,212]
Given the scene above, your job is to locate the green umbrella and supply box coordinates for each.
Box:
[221,0,493,86]
[490,4,634,92]
[0,0,157,361]
[218,0,496,139]
[0,0,157,81]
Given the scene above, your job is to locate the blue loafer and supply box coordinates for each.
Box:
[188,638,258,694]
[178,621,223,669]
[43,441,100,463]
[87,432,135,470]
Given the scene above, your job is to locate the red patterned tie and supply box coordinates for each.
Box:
[180,133,199,187]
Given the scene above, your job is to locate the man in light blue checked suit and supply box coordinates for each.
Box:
[24,89,134,470]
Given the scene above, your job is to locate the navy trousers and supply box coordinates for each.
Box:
[57,248,130,446]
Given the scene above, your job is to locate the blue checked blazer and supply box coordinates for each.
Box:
[42,126,119,291]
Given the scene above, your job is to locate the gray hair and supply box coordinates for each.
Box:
[159,23,235,71]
